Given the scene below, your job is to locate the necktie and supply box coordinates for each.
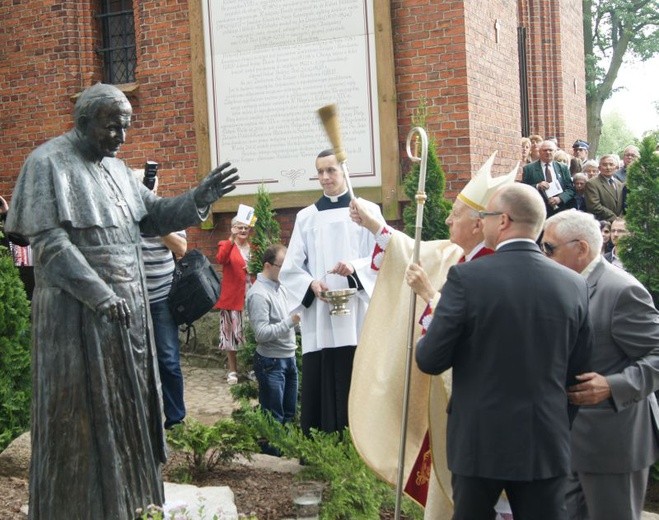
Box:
[544,164,552,183]
[609,178,617,192]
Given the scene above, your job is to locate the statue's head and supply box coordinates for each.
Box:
[74,83,132,159]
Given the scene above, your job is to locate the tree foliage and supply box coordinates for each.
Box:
[0,237,31,450]
[247,184,281,275]
[584,0,659,152]
[619,136,659,305]
[597,111,636,156]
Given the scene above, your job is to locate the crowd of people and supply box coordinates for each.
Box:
[2,80,657,520]
[519,135,634,270]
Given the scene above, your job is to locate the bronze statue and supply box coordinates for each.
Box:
[6,83,238,519]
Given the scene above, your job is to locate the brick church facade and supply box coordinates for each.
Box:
[0,0,586,259]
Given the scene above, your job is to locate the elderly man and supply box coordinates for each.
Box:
[585,154,624,223]
[416,183,592,520]
[543,210,659,520]
[348,154,517,516]
[581,159,599,180]
[572,172,588,212]
[6,83,238,519]
[615,145,640,183]
[522,140,576,216]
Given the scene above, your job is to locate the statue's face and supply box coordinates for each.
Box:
[82,100,132,159]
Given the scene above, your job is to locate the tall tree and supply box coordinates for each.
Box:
[584,0,659,153]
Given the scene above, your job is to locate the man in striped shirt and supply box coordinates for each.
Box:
[138,171,188,429]
[141,229,187,428]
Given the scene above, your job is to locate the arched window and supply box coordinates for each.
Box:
[96,0,136,84]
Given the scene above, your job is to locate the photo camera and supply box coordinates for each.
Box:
[143,161,158,191]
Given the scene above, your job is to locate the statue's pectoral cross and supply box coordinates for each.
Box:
[115,199,129,218]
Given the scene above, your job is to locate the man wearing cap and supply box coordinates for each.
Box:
[522,140,576,216]
[416,183,592,519]
[279,148,383,436]
[585,154,624,223]
[542,210,659,520]
[348,153,517,518]
[570,140,590,175]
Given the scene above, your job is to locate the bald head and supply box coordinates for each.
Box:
[498,184,546,237]
[482,184,546,248]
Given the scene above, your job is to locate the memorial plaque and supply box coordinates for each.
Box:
[201,0,381,196]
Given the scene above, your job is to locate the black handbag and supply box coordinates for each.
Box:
[168,249,221,327]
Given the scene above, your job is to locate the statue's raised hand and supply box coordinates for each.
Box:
[194,162,239,208]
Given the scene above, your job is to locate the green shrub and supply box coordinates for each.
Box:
[0,235,31,451]
[247,184,281,276]
[402,142,452,241]
[166,417,259,477]
[238,406,422,519]
[620,136,659,305]
[401,100,452,243]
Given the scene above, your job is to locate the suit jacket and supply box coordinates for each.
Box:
[585,175,624,222]
[571,259,659,473]
[522,160,576,215]
[214,239,248,310]
[416,241,592,481]
[570,157,582,175]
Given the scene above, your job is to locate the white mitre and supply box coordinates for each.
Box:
[456,151,518,211]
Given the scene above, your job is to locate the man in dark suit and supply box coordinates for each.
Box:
[522,140,576,216]
[543,210,659,520]
[416,183,592,520]
[585,154,624,223]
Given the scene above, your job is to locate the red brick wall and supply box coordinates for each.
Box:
[0,0,101,198]
[392,0,526,200]
[462,0,523,191]
[518,0,587,150]
[391,0,471,199]
[558,0,588,149]
[0,0,586,261]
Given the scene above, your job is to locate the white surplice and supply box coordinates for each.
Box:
[280,193,382,354]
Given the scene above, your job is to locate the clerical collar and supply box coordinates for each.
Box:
[316,190,351,211]
[323,189,349,202]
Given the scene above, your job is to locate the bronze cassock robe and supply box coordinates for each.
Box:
[6,131,203,519]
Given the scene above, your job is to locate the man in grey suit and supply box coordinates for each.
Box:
[522,139,576,216]
[416,183,592,520]
[585,154,624,223]
[543,210,659,520]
